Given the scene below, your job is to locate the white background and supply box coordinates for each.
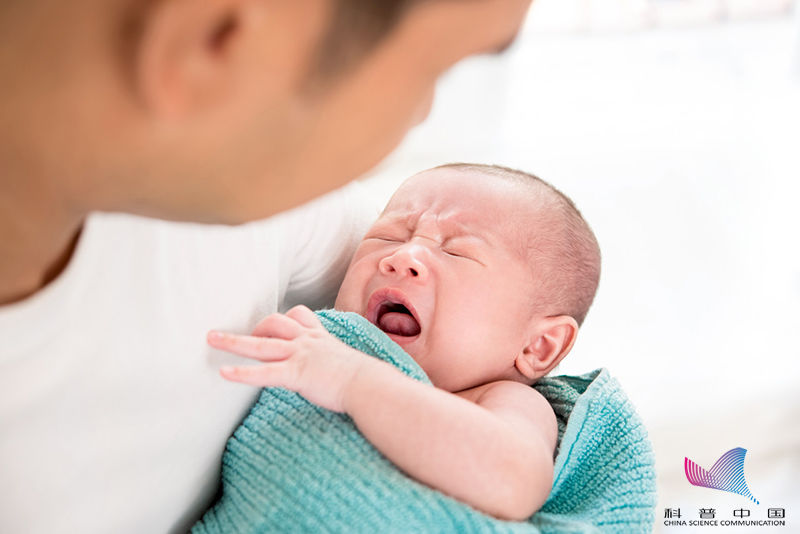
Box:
[361,1,800,531]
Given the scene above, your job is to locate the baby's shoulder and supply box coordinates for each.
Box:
[460,380,558,450]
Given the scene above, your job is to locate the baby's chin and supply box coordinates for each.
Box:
[332,299,430,368]
[401,346,434,378]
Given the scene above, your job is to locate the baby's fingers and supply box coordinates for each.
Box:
[251,313,302,339]
[220,361,295,388]
[207,331,293,361]
[285,305,322,328]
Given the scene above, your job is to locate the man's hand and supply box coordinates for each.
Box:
[207,305,369,413]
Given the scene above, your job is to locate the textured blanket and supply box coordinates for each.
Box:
[194,310,656,533]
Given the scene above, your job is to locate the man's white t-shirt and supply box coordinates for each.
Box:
[0,184,378,533]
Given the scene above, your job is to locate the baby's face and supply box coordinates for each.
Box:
[335,168,541,392]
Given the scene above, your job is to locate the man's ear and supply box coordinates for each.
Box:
[133,0,244,117]
[515,315,579,381]
[133,0,318,118]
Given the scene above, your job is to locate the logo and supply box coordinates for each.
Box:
[684,447,759,504]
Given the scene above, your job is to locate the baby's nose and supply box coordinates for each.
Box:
[378,244,429,281]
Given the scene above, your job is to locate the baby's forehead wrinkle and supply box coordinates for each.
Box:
[374,208,418,229]
[382,185,522,246]
[416,209,495,244]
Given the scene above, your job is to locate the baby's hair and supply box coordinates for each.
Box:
[435,163,601,326]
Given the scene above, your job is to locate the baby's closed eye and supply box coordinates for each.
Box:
[441,238,484,264]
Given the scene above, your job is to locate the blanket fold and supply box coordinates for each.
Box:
[194,310,656,533]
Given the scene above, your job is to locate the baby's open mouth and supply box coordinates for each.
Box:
[376,302,421,337]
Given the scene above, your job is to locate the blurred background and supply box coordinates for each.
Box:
[360,0,800,531]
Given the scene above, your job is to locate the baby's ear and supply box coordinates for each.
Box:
[515,316,579,381]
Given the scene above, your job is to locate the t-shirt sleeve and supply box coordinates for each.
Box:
[279,181,382,311]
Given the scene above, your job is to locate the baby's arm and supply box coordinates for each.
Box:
[209,306,557,521]
[343,363,557,520]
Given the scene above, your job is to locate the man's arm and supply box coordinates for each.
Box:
[209,306,557,521]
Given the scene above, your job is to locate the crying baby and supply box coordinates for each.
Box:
[208,163,601,521]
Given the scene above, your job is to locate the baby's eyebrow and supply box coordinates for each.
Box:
[443,232,491,250]
[372,212,494,246]
[370,214,410,230]
[437,217,491,241]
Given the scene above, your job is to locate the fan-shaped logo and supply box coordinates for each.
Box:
[684,447,759,504]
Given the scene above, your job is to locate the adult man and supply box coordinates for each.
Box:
[0,0,531,531]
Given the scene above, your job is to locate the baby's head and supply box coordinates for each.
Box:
[335,164,600,392]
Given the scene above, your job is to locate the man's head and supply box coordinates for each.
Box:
[334,164,600,392]
[0,0,532,224]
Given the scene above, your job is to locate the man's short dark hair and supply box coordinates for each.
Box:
[311,0,417,80]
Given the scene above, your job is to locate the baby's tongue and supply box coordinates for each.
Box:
[378,312,421,337]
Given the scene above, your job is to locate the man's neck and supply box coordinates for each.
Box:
[0,177,85,306]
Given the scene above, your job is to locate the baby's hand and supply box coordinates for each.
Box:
[208,306,369,413]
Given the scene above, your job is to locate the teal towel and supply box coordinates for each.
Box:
[194,310,656,533]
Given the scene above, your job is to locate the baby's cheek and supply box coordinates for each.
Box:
[333,287,356,312]
[333,278,356,311]
[334,264,369,313]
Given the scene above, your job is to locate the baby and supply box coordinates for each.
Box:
[207,163,601,521]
